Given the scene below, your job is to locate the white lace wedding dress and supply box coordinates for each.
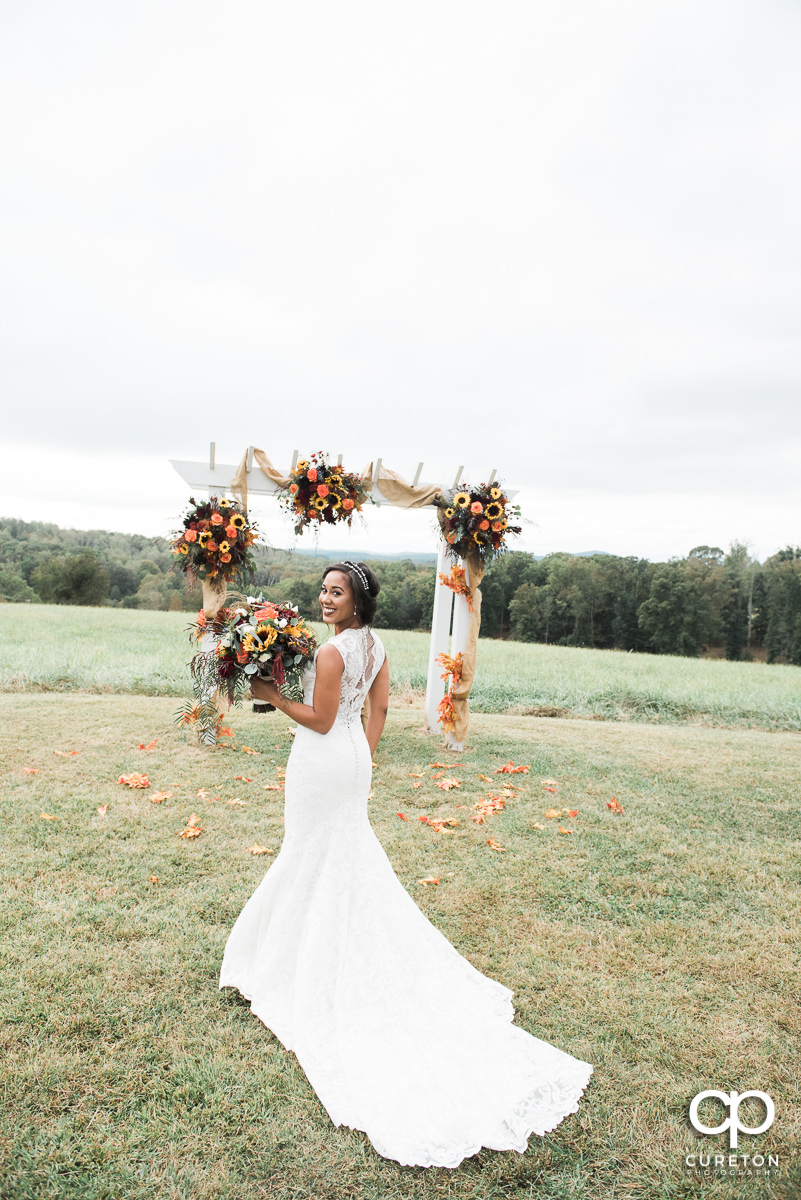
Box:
[219,625,592,1168]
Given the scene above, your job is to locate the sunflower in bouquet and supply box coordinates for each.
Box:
[278,452,370,535]
[170,496,258,585]
[436,482,521,566]
[177,595,318,740]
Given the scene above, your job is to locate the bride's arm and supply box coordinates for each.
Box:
[250,644,343,734]
[365,657,390,758]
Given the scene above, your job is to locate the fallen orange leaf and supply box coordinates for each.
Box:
[435,778,462,790]
[418,876,440,885]
[543,786,557,793]
[149,875,159,884]
[486,837,507,851]
[226,798,246,806]
[54,750,80,757]
[558,826,574,835]
[23,768,41,774]
[478,774,492,783]
[469,795,508,824]
[412,781,423,789]
[263,784,283,791]
[544,808,563,819]
[148,791,173,804]
[248,844,273,855]
[543,778,559,786]
[179,814,202,839]
[118,773,150,789]
[607,796,625,814]
[218,727,234,738]
[233,776,253,782]
[97,804,108,818]
[419,815,459,832]
[532,822,545,829]
[138,739,159,750]
[241,746,259,755]
[428,762,455,769]
[40,812,58,821]
[407,773,424,778]
[396,812,410,820]
[496,762,529,774]
[568,809,578,817]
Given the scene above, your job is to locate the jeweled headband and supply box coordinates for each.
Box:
[343,561,370,592]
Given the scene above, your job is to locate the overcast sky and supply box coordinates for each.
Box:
[1,0,799,562]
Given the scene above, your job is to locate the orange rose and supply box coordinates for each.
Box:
[342,498,354,510]
[184,529,197,542]
[317,484,329,497]
[492,521,504,532]
[206,540,218,552]
[470,501,483,514]
[225,525,237,538]
[254,606,278,621]
[220,553,232,563]
[210,512,224,525]
[289,483,298,494]
[479,520,490,531]
[307,468,318,482]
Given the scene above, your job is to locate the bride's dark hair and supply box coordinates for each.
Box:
[322,561,381,625]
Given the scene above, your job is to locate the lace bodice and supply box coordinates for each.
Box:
[303,626,386,723]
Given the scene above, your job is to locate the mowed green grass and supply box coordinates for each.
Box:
[2,604,801,730]
[1,695,799,1200]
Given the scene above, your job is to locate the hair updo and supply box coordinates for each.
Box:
[322,561,381,625]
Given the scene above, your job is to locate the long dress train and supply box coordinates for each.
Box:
[219,626,592,1169]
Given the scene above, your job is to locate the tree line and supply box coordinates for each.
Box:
[1,517,799,664]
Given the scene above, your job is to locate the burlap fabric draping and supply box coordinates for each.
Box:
[231,449,291,509]
[361,462,442,510]
[201,578,227,619]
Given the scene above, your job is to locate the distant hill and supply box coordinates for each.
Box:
[288,547,438,564]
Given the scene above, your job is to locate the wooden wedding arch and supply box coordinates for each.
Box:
[171,445,517,750]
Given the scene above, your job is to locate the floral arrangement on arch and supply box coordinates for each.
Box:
[436,482,521,565]
[278,452,370,535]
[170,496,258,585]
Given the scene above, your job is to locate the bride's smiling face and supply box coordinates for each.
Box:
[319,571,356,626]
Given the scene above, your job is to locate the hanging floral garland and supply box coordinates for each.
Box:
[438,564,474,612]
[436,481,521,566]
[170,496,258,585]
[278,452,371,535]
[435,652,463,733]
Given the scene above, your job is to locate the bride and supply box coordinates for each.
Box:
[219,560,592,1169]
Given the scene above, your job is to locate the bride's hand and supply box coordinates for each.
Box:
[251,677,282,705]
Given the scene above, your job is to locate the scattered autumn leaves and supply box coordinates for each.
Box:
[395,760,628,883]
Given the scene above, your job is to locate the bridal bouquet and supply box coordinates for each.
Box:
[177,595,318,738]
[170,496,258,585]
[278,452,370,535]
[436,482,521,566]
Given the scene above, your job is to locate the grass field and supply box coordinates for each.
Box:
[1,693,799,1200]
[2,604,801,731]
